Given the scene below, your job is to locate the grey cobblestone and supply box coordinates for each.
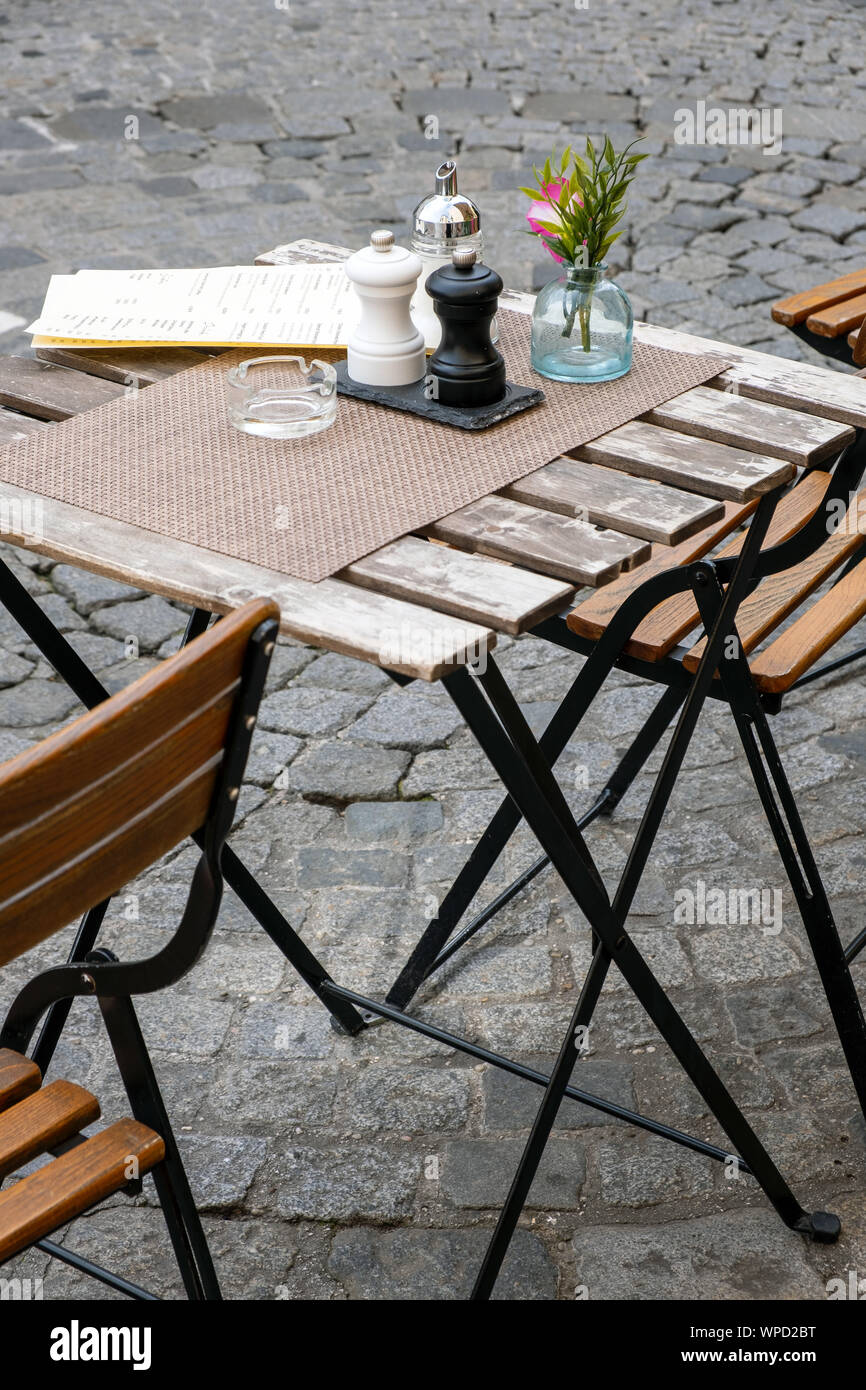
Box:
[1,0,864,367]
[271,1145,420,1222]
[572,1211,825,1300]
[344,799,444,843]
[328,1226,557,1300]
[90,594,187,649]
[297,846,410,889]
[439,1137,586,1209]
[173,1135,268,1210]
[345,689,465,752]
[337,1065,471,1135]
[597,1133,717,1208]
[283,741,410,800]
[0,676,79,726]
[259,687,373,737]
[482,1058,636,1132]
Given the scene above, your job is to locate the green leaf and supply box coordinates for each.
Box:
[521,133,650,265]
[598,229,623,256]
[533,218,564,234]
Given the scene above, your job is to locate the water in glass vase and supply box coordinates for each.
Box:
[531,262,633,383]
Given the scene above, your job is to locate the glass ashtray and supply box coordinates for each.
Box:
[226,355,337,439]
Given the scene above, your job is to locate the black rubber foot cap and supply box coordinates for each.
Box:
[809,1210,842,1244]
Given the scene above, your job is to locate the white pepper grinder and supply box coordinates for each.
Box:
[410,160,488,351]
[344,229,426,387]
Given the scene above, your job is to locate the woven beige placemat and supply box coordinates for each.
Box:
[0,310,728,583]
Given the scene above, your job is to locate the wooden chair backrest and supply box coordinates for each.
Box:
[0,598,278,967]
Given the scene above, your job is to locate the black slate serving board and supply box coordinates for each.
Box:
[335,361,545,431]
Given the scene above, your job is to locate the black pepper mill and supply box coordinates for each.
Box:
[426,248,506,407]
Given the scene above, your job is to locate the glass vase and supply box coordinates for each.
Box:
[530,262,633,383]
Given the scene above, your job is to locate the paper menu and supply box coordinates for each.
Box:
[28,263,360,349]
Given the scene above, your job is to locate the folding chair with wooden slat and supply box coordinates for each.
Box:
[350,429,866,1298]
[772,271,866,369]
[0,597,278,1299]
[383,466,848,1014]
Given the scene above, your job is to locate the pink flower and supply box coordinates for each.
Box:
[525,181,584,262]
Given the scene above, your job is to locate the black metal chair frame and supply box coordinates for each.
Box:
[386,443,866,1018]
[3,434,866,1298]
[0,607,279,1301]
[788,322,860,367]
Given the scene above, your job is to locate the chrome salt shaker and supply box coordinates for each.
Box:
[410,160,489,350]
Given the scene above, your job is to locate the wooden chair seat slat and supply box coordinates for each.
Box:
[0,1049,41,1113]
[0,1080,100,1181]
[806,292,866,339]
[683,497,866,672]
[0,1114,164,1263]
[750,556,866,693]
[566,501,756,643]
[771,270,866,327]
[567,470,831,661]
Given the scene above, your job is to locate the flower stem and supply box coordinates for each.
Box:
[562,287,579,339]
[578,295,592,352]
[562,278,594,351]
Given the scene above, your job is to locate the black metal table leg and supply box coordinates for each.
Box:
[447,659,837,1295]
[691,565,866,1126]
[734,700,866,1121]
[385,655,685,1011]
[473,940,608,1300]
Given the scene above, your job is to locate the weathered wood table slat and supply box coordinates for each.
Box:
[33,345,215,386]
[0,479,496,681]
[502,454,724,545]
[0,407,47,444]
[575,420,795,501]
[0,357,128,420]
[0,236,861,684]
[342,535,572,636]
[426,494,651,586]
[643,383,854,465]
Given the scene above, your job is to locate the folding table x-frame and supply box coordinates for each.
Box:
[7,432,866,1298]
[12,476,863,1307]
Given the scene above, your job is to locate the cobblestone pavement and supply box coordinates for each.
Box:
[2,0,866,1301]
